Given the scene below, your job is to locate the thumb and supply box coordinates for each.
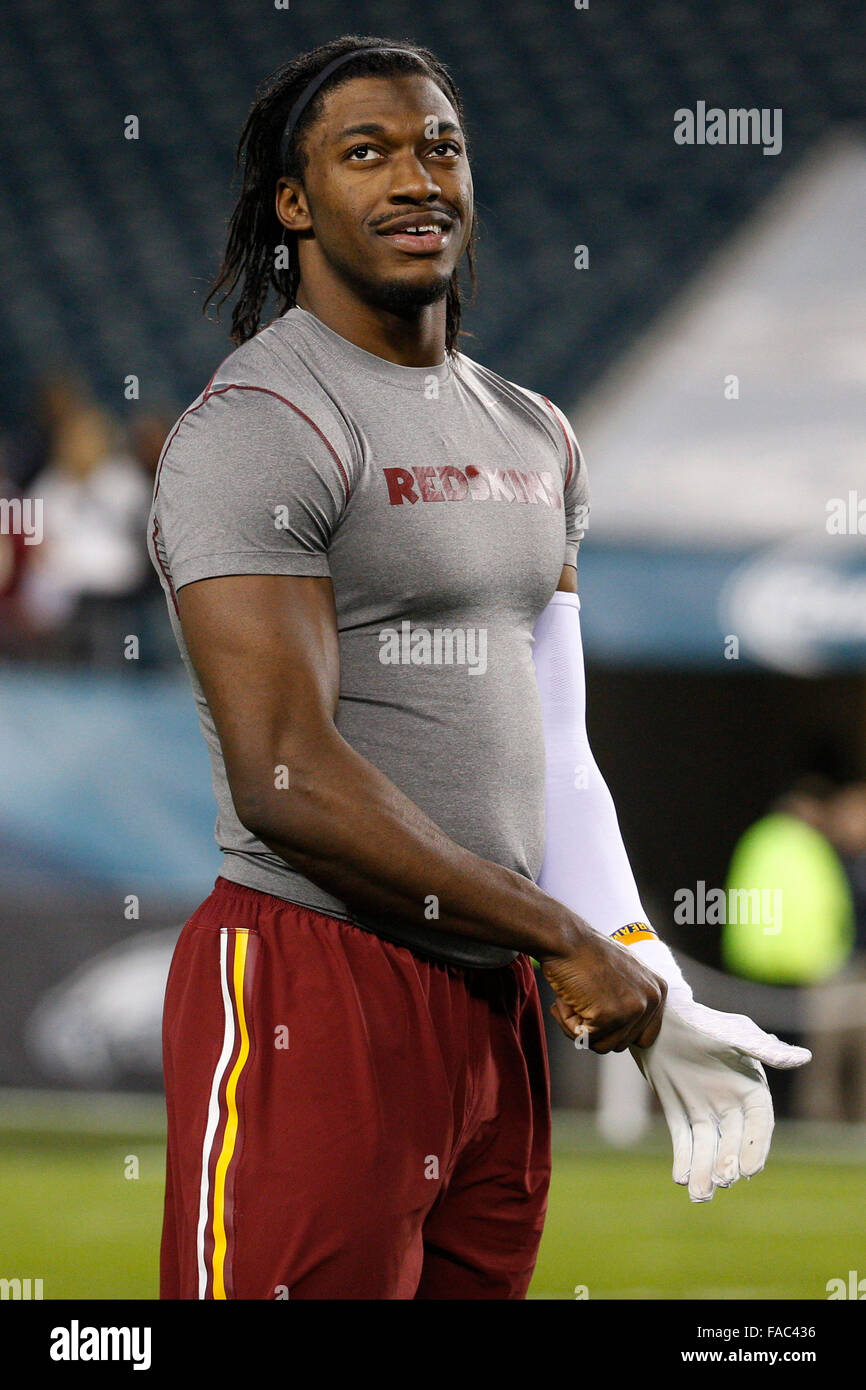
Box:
[668,997,812,1070]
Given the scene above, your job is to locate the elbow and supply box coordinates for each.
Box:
[233,780,302,848]
[235,798,282,846]
[229,739,334,849]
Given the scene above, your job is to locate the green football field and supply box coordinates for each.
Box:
[1,1092,863,1300]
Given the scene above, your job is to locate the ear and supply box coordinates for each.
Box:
[276,177,312,235]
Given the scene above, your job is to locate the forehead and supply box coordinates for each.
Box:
[312,72,460,144]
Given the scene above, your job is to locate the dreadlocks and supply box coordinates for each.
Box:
[203,34,478,354]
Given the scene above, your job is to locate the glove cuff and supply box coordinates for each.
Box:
[614,929,693,1006]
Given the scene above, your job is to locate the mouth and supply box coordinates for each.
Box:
[375,215,455,256]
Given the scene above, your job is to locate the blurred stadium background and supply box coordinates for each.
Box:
[1,0,865,1299]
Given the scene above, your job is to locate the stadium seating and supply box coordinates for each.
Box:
[0,0,863,424]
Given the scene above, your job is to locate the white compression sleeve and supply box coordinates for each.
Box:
[532,589,692,1002]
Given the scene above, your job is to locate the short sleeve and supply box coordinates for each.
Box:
[563,423,589,569]
[542,399,589,568]
[152,385,353,591]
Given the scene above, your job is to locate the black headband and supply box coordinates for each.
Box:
[279,47,425,170]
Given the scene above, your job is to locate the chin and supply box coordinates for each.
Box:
[339,256,452,316]
[371,272,451,314]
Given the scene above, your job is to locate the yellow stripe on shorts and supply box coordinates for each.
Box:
[211,928,251,1300]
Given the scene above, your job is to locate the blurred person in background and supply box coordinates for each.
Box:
[827,781,866,958]
[723,774,866,1120]
[798,779,866,1121]
[723,775,855,987]
[128,409,178,486]
[2,372,84,494]
[126,411,180,609]
[19,383,153,661]
[125,408,184,665]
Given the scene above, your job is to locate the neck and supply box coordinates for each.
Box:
[294,278,448,367]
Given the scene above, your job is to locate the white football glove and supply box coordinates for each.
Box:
[630,991,812,1202]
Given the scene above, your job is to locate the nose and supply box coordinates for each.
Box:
[386,149,443,203]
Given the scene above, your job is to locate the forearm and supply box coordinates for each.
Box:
[240,728,586,960]
[533,591,691,996]
[540,744,689,992]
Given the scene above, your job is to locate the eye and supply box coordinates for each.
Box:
[345,140,463,162]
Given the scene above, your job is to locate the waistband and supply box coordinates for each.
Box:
[208,875,519,972]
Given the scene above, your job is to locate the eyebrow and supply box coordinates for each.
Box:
[333,119,461,142]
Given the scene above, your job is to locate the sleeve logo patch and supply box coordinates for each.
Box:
[612,922,658,945]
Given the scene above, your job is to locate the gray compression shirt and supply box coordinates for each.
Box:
[147,305,588,968]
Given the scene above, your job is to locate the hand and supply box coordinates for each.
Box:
[542,934,667,1053]
[630,994,812,1202]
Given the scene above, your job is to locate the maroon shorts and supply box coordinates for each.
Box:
[160,876,552,1300]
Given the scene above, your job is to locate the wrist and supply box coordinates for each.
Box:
[613,924,692,1003]
[535,908,593,963]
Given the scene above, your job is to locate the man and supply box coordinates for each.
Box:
[148,35,808,1301]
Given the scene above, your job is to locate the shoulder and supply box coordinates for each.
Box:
[153,322,356,502]
[453,352,584,488]
[203,318,355,459]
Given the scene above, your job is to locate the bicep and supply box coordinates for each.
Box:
[177,573,340,824]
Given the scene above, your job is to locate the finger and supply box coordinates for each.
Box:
[637,1065,692,1185]
[591,989,666,1054]
[549,1000,573,1040]
[560,1003,645,1053]
[565,1005,630,1053]
[589,1021,641,1055]
[669,1104,693,1187]
[740,1084,774,1178]
[549,999,586,1043]
[735,1029,812,1070]
[748,1038,812,1070]
[684,1005,812,1070]
[551,996,583,1031]
[713,1107,744,1188]
[688,1117,719,1202]
[623,973,667,1050]
[633,996,666,1049]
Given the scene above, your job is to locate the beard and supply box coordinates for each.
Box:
[323,238,453,318]
[363,268,451,315]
